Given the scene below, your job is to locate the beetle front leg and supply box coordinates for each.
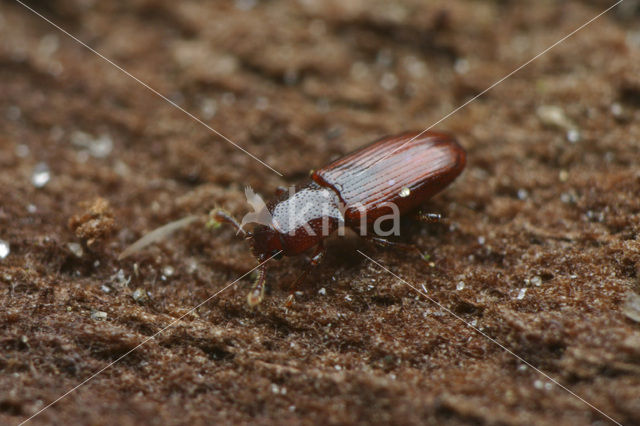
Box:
[247,264,267,307]
[284,243,326,306]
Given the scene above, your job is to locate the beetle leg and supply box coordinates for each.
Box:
[416,212,443,224]
[284,243,326,306]
[247,264,267,306]
[366,236,426,259]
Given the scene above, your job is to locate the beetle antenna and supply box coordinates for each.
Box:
[247,263,266,306]
[207,208,246,237]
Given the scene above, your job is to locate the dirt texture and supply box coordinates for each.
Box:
[2,1,640,425]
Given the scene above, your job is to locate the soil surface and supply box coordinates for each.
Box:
[2,1,640,425]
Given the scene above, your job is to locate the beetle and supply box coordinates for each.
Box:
[210,130,466,306]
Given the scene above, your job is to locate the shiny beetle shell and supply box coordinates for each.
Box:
[312,131,466,226]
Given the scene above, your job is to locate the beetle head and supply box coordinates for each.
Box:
[249,224,284,261]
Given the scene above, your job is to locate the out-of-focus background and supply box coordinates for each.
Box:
[1,1,640,424]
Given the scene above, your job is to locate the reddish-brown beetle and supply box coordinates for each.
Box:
[211,130,466,305]
[121,130,465,305]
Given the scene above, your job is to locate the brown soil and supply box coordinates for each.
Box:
[2,1,640,425]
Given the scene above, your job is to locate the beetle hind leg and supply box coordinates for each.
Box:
[366,236,426,259]
[416,211,444,224]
